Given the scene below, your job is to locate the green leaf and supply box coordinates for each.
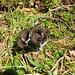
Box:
[47,70,52,75]
[27,56,44,69]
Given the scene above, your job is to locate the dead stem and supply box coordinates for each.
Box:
[60,56,64,73]
[35,5,75,26]
[62,69,70,75]
[66,61,75,64]
[70,14,74,30]
[51,56,64,72]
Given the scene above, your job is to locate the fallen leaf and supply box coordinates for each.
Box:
[58,38,66,45]
[20,8,31,12]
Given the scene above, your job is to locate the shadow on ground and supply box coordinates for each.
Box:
[0,69,19,75]
[12,40,35,56]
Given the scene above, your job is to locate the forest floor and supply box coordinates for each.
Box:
[0,1,75,75]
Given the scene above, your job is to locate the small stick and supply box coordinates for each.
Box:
[38,17,71,30]
[35,5,75,26]
[51,56,64,72]
[66,61,75,64]
[70,14,74,30]
[62,69,70,75]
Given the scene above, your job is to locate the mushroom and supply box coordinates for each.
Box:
[17,27,50,55]
[17,29,31,48]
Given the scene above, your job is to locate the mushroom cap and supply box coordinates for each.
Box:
[17,27,50,53]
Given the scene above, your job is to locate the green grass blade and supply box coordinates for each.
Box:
[47,70,52,75]
[27,56,44,69]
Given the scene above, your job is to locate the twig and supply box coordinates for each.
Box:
[69,72,74,75]
[66,61,75,64]
[70,14,74,30]
[64,64,72,70]
[40,16,72,32]
[4,58,9,70]
[59,19,72,30]
[51,56,64,72]
[42,5,74,17]
[62,69,70,75]
[35,5,75,26]
[36,16,72,30]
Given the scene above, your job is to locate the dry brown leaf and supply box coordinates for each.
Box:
[17,7,35,14]
[62,69,70,75]
[58,38,66,45]
[16,6,33,12]
[20,8,31,12]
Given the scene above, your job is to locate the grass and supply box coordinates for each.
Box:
[0,3,75,75]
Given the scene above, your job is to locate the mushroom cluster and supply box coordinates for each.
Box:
[17,27,50,54]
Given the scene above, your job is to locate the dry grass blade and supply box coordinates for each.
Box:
[0,57,2,69]
[51,56,64,72]
[62,69,70,75]
[66,61,75,64]
[53,69,58,75]
[64,54,71,61]
[45,51,55,60]
[4,58,9,70]
[64,64,72,70]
